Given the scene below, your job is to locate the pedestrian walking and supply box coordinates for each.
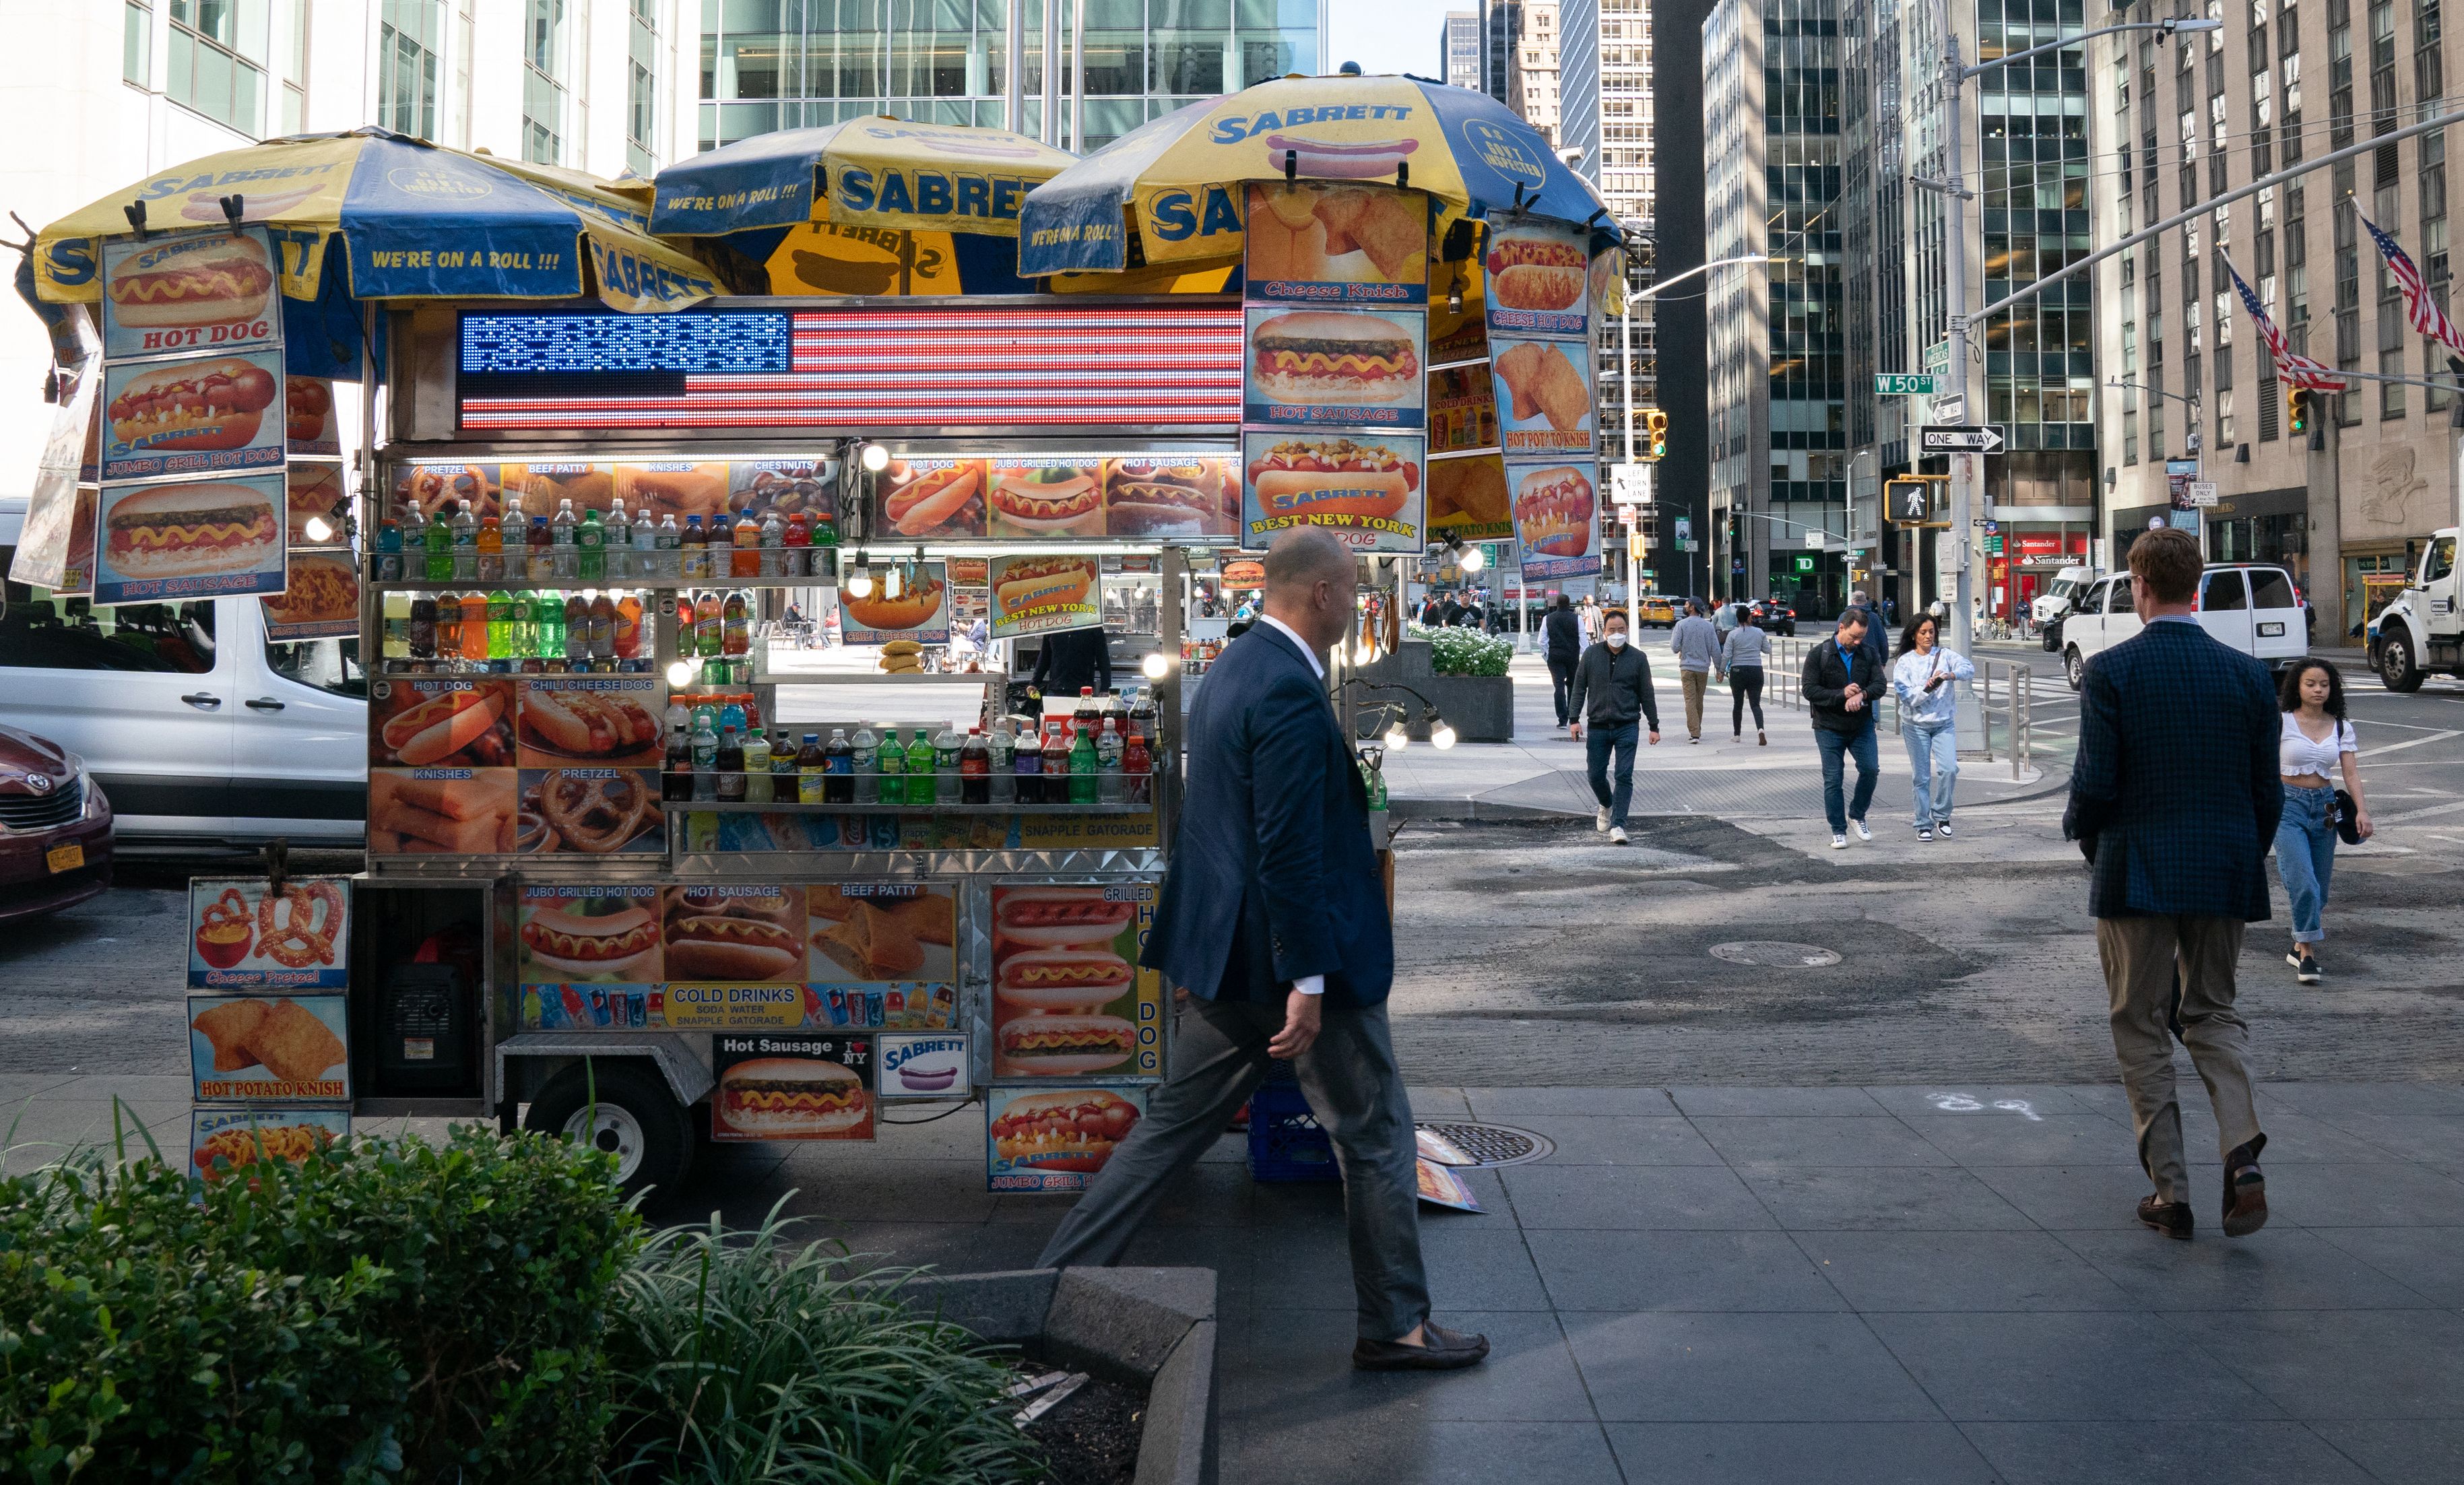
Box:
[1037,529,1488,1371]
[1578,596,1600,643]
[1723,609,1770,744]
[1846,589,1889,671]
[1889,613,1976,840]
[1668,599,1722,742]
[1803,606,1885,849]
[2273,658,2373,985]
[2063,527,2282,1241]
[1568,607,1662,845]
[1543,594,1583,731]
[1714,598,1741,642]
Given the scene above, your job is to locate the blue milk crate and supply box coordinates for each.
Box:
[1246,1072,1340,1183]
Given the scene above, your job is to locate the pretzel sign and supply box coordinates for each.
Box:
[258,880,344,969]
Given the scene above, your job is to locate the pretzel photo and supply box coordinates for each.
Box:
[195,887,255,969]
[535,770,658,853]
[257,881,344,969]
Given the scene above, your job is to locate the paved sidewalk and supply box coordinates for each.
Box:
[1382,655,2052,820]
[642,1076,2464,1485]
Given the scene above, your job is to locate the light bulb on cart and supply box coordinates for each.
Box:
[1458,543,1486,573]
[303,515,333,543]
[845,554,875,599]
[665,659,696,687]
[1141,651,1171,680]
[860,442,890,473]
[1429,715,1458,750]
[1384,717,1410,750]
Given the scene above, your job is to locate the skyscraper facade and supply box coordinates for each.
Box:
[1509,1,1561,145]
[1483,0,1524,102]
[1444,9,1484,92]
[699,1,1326,155]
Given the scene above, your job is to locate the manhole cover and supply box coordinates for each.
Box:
[1416,1121,1554,1168]
[1709,940,1843,968]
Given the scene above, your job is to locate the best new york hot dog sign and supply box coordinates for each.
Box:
[987,554,1101,640]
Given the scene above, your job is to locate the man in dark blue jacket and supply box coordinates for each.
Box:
[2065,527,2283,1241]
[1036,528,1487,1371]
[1802,607,1886,847]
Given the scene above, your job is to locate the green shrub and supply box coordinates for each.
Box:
[1427,626,1514,676]
[0,1119,637,1484]
[604,1201,1043,1485]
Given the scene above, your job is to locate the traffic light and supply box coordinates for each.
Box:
[2286,386,2308,437]
[1643,408,1669,460]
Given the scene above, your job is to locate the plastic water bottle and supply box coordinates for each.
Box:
[377,517,405,581]
[449,500,479,581]
[987,719,1015,804]
[655,513,682,580]
[1096,717,1125,803]
[550,499,578,580]
[742,727,773,803]
[690,714,719,799]
[934,724,963,803]
[851,723,878,803]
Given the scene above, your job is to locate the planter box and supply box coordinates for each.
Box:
[888,1266,1217,1485]
[1351,640,1514,742]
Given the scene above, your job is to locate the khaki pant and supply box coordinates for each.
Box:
[1681,669,1710,737]
[2095,915,2264,1203]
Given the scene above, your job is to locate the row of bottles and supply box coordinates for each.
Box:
[661,708,1155,808]
[378,494,824,584]
[385,589,650,673]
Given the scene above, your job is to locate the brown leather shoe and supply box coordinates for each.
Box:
[1353,1320,1491,1371]
[2137,1194,2194,1240]
[2224,1138,2269,1237]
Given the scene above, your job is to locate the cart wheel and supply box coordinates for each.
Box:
[523,1060,694,1201]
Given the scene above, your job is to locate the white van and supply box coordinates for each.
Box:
[0,498,364,848]
[2060,562,2309,690]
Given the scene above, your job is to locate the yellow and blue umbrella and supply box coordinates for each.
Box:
[650,119,1075,296]
[1019,74,1613,277]
[35,127,721,319]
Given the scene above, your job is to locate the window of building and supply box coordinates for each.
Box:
[525,0,571,164]
[275,0,305,133]
[626,0,658,175]
[167,0,268,133]
[125,1,152,86]
[378,0,440,141]
[2123,405,2140,463]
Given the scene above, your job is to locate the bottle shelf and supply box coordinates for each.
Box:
[371,576,826,593]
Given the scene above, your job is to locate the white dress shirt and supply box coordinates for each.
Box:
[1250,613,1326,995]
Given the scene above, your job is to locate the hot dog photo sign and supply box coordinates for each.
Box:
[99,345,288,482]
[99,226,281,362]
[988,554,1101,639]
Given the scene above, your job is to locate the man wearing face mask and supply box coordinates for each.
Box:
[1567,607,1662,845]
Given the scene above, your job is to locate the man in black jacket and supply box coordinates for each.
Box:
[1803,607,1885,849]
[1567,608,1660,844]
[1543,595,1583,730]
[1031,625,1112,700]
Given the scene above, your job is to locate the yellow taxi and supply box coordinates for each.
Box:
[1637,595,1677,628]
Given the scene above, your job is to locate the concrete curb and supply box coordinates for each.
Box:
[888,1265,1218,1485]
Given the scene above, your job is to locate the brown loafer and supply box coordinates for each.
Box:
[2224,1164,2268,1236]
[2137,1194,2194,1240]
[1353,1320,1491,1371]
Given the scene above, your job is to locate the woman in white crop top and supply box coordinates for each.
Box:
[2273,658,2371,985]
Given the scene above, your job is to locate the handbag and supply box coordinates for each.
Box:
[2331,788,2362,846]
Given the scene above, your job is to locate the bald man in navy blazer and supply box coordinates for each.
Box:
[1036,527,1488,1371]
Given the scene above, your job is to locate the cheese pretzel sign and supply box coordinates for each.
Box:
[258,881,344,969]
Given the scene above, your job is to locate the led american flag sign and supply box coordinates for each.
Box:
[457,304,1244,430]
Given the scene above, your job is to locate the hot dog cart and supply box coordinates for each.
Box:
[352,294,1247,1196]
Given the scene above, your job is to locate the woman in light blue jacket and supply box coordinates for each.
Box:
[1889,613,1975,840]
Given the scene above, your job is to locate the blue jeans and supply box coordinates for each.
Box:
[2274,783,2338,944]
[1815,723,1879,834]
[1903,718,1958,828]
[1585,721,1640,828]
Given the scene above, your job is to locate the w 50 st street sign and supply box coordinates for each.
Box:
[1919,424,2005,455]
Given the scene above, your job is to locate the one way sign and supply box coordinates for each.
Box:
[1920,425,2005,455]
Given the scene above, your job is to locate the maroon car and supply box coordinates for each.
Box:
[0,725,113,921]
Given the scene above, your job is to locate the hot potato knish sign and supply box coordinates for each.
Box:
[1485,218,1600,579]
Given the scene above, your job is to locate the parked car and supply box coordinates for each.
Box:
[1746,598,1798,636]
[2058,562,2308,690]
[2032,564,2096,651]
[0,723,114,921]
[0,498,365,849]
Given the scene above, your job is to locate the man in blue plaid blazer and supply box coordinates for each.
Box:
[2064,527,2283,1241]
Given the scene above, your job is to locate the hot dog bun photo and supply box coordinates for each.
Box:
[716,1058,870,1137]
[1250,310,1421,407]
[989,465,1103,536]
[840,570,946,634]
[1485,234,1589,311]
[1101,458,1232,537]
[992,556,1098,622]
[1256,133,1420,180]
[375,682,513,766]
[994,946,1135,1010]
[106,354,280,455]
[1513,465,1597,558]
[994,887,1135,948]
[663,886,806,983]
[519,902,661,981]
[882,461,985,537]
[992,1088,1142,1170]
[107,230,274,330]
[1245,437,1420,523]
[995,1013,1137,1076]
[102,480,280,581]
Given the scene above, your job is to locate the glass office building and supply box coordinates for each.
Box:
[700,0,1325,154]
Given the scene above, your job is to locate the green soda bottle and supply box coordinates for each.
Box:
[904,727,934,805]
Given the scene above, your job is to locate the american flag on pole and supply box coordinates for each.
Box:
[2224,258,2347,391]
[2356,211,2464,359]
